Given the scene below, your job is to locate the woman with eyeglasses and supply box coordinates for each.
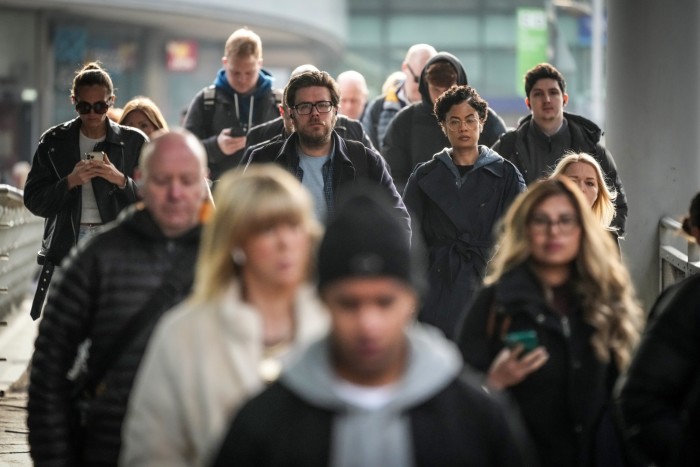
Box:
[456,177,643,467]
[24,61,147,316]
[403,84,526,338]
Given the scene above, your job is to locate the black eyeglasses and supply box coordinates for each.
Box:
[405,64,420,84]
[292,101,334,115]
[75,100,111,115]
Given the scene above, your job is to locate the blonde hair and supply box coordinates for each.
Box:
[190,165,321,303]
[119,96,169,132]
[224,27,262,59]
[550,152,617,229]
[486,177,643,370]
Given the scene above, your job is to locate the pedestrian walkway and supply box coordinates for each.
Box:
[0,297,36,466]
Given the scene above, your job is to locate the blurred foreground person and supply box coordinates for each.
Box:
[27,129,209,466]
[119,96,169,137]
[617,192,700,467]
[404,85,525,337]
[24,61,147,319]
[457,178,643,467]
[121,165,328,466]
[213,190,524,467]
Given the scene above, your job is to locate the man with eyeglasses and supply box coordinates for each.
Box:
[362,44,437,149]
[492,63,628,234]
[382,52,508,192]
[245,70,409,231]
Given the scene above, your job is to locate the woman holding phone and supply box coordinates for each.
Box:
[24,61,147,317]
[456,177,643,467]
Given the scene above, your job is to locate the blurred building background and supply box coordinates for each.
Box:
[0,0,603,180]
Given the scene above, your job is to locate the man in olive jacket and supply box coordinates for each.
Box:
[27,130,209,467]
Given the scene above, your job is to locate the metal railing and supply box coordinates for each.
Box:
[0,185,43,320]
[659,216,700,292]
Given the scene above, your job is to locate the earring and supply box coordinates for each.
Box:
[231,248,246,266]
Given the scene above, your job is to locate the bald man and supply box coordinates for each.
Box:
[337,70,369,121]
[362,44,437,149]
[27,129,209,466]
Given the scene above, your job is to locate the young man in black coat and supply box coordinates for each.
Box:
[213,191,526,467]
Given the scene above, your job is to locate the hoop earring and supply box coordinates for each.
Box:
[231,248,247,266]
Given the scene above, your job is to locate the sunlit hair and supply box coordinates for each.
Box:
[71,61,114,99]
[434,85,489,124]
[382,71,406,94]
[285,70,340,108]
[119,96,169,132]
[549,152,617,229]
[190,165,322,303]
[138,128,206,177]
[225,27,262,59]
[486,177,643,369]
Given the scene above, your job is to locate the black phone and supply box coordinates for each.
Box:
[504,330,539,354]
[229,125,246,137]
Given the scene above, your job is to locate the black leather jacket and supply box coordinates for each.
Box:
[24,117,147,265]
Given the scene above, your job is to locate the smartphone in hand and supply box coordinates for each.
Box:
[504,330,539,354]
[86,151,105,161]
[229,125,246,137]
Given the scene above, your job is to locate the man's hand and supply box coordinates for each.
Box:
[216,128,246,156]
[486,345,549,391]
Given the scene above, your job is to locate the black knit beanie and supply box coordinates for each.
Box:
[317,188,417,291]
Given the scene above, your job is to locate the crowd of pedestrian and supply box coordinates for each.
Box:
[19,25,700,467]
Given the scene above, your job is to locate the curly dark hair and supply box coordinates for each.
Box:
[433,85,488,123]
[524,63,566,98]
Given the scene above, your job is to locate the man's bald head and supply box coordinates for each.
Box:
[337,70,369,120]
[402,44,437,103]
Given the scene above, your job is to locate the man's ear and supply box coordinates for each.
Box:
[279,105,285,117]
[525,97,531,109]
[563,93,569,106]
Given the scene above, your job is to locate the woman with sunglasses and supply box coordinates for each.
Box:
[24,61,147,316]
[403,85,525,338]
[456,177,643,467]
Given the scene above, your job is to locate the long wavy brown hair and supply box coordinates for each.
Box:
[486,177,643,369]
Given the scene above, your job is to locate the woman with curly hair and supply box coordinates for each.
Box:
[456,177,643,467]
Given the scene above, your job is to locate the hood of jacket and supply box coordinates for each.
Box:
[281,323,462,411]
[418,52,469,108]
[434,145,503,180]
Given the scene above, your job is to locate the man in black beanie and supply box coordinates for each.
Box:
[212,190,526,467]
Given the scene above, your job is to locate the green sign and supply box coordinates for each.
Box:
[516,8,548,95]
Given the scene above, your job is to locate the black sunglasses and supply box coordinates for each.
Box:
[405,64,420,84]
[75,100,111,115]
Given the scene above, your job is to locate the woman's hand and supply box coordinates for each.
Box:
[67,160,99,189]
[486,345,549,391]
[93,153,127,188]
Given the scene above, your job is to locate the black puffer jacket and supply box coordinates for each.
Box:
[27,206,201,466]
[616,273,700,467]
[381,52,507,191]
[24,117,146,265]
[457,263,626,467]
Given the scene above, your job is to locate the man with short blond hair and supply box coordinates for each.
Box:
[184,26,279,180]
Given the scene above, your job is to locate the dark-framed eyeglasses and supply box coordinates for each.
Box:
[75,100,111,115]
[405,64,421,84]
[292,101,334,115]
[528,215,580,234]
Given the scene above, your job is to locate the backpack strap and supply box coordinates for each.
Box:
[202,85,217,138]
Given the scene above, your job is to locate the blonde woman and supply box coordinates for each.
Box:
[119,96,169,137]
[550,152,617,230]
[457,177,643,467]
[120,165,328,467]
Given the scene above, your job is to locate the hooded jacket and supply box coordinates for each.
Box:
[492,112,628,234]
[213,324,525,467]
[184,69,279,180]
[24,117,146,265]
[382,52,508,191]
[403,146,525,337]
[27,206,201,467]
